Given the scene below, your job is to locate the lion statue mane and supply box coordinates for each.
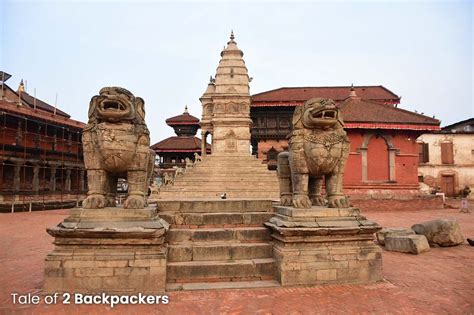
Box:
[82,87,155,209]
[277,98,350,208]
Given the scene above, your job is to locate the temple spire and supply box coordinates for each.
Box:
[349,84,357,98]
[230,30,235,41]
[184,105,189,114]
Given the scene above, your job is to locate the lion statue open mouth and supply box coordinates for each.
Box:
[82,87,155,209]
[277,98,350,208]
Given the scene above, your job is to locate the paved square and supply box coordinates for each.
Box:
[0,201,473,314]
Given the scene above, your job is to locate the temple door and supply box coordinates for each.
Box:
[441,175,455,197]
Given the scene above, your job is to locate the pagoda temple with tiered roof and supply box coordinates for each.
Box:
[151,106,210,169]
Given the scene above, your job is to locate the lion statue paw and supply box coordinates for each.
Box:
[328,195,350,208]
[83,194,107,209]
[124,195,147,209]
[311,195,327,206]
[292,195,312,208]
[280,194,293,206]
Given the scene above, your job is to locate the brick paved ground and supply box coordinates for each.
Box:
[0,200,473,314]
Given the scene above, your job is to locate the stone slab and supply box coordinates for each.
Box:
[274,206,361,218]
[376,228,415,246]
[166,280,280,291]
[156,199,275,213]
[385,234,430,254]
[166,258,275,281]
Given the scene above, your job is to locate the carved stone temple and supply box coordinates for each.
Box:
[200,31,252,156]
[159,32,279,199]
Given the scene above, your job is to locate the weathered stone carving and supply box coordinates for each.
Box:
[194,152,202,163]
[163,172,175,185]
[185,157,194,169]
[82,87,155,209]
[278,98,350,208]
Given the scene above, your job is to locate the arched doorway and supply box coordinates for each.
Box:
[360,133,396,182]
[367,136,390,181]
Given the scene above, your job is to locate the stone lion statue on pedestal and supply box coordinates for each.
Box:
[82,87,155,209]
[277,98,350,208]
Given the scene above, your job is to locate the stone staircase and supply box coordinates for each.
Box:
[158,155,280,199]
[157,199,279,291]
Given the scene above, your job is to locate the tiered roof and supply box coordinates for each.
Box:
[338,91,439,130]
[252,86,400,107]
[252,86,439,131]
[151,107,210,153]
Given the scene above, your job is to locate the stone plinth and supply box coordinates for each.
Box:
[265,206,383,286]
[44,207,169,294]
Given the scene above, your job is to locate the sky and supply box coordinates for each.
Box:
[1,0,472,144]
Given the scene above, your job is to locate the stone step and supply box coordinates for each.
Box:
[161,186,278,192]
[170,182,278,188]
[166,227,271,244]
[156,199,274,213]
[178,172,277,178]
[166,184,279,191]
[160,211,274,226]
[167,258,276,281]
[159,191,279,199]
[168,242,273,262]
[171,177,278,182]
[166,280,280,291]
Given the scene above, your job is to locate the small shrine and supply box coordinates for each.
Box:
[151,106,210,169]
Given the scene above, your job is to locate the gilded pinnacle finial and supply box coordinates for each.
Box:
[349,84,357,97]
[230,30,235,41]
[184,105,189,114]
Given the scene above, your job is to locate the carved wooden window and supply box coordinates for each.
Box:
[441,142,454,164]
[279,118,290,128]
[267,118,277,129]
[417,142,429,163]
[51,134,57,151]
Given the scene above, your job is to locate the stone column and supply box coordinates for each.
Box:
[32,165,40,192]
[360,148,368,182]
[13,163,21,192]
[388,148,397,181]
[65,169,72,192]
[79,169,85,191]
[201,131,207,157]
[50,166,57,192]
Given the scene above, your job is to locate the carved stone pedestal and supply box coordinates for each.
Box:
[265,206,382,286]
[44,207,169,294]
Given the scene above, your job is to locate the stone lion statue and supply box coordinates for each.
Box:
[277,98,350,208]
[82,87,155,209]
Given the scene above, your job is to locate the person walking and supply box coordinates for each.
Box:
[460,185,471,213]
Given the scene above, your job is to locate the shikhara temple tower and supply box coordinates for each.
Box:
[200,31,252,156]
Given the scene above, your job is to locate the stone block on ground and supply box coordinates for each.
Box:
[376,228,415,246]
[385,234,430,254]
[411,219,464,247]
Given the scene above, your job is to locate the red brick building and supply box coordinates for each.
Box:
[0,74,86,211]
[251,86,440,197]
